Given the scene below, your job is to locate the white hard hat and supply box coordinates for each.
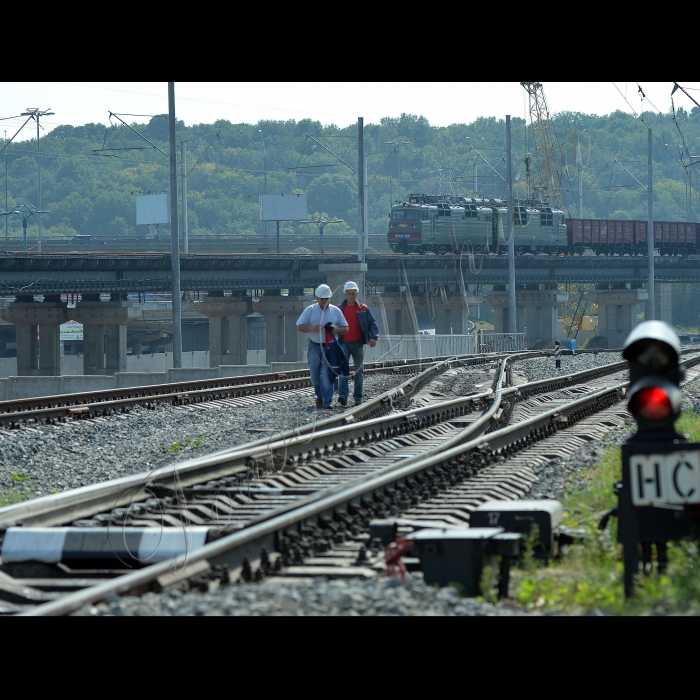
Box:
[343,281,359,291]
[315,284,332,299]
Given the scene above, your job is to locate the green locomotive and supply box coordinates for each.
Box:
[387,193,568,254]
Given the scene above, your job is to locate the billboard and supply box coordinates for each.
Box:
[136,194,169,225]
[60,320,83,341]
[260,194,308,221]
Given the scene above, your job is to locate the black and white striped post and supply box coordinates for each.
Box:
[554,340,561,369]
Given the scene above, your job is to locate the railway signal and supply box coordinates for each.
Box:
[622,320,683,441]
[617,320,696,597]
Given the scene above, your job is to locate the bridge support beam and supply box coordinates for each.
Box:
[1,297,68,376]
[71,298,143,375]
[585,286,648,348]
[254,293,312,363]
[188,293,252,367]
[485,287,569,348]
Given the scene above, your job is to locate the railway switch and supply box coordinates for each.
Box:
[471,500,563,557]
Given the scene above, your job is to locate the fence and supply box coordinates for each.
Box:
[476,332,525,353]
[363,333,524,362]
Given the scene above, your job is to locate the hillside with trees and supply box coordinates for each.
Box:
[2,107,700,243]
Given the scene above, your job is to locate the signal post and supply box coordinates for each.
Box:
[618,321,696,597]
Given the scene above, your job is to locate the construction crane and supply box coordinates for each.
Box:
[521,82,563,210]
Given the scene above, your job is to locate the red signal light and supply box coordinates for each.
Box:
[630,386,673,422]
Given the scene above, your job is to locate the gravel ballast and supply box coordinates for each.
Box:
[0,373,411,500]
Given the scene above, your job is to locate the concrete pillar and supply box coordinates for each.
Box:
[187,294,251,367]
[655,282,673,325]
[485,287,569,348]
[1,300,68,376]
[105,325,128,374]
[319,262,368,306]
[16,325,38,375]
[71,301,142,375]
[585,286,648,348]
[254,294,311,363]
[431,289,484,335]
[369,291,418,337]
[83,324,106,375]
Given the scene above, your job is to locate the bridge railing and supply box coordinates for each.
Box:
[364,334,476,362]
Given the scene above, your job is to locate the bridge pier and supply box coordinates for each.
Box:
[254,292,312,363]
[191,292,252,367]
[319,262,367,305]
[367,288,419,337]
[585,285,648,348]
[485,285,569,348]
[71,296,143,375]
[648,282,672,324]
[1,296,68,376]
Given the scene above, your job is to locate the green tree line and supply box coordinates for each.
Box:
[2,107,700,242]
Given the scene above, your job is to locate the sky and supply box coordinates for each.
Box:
[2,82,700,143]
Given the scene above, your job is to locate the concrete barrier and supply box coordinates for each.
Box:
[269,362,308,372]
[167,368,219,383]
[0,378,7,401]
[219,365,269,378]
[116,372,167,389]
[9,376,63,399]
[61,375,114,395]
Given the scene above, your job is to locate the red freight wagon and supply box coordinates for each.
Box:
[591,219,600,245]
[583,219,592,245]
[600,220,608,245]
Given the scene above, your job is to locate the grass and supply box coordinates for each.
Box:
[168,435,206,453]
[509,408,700,615]
[0,487,34,507]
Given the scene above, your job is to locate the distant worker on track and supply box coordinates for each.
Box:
[337,281,379,407]
[296,284,348,409]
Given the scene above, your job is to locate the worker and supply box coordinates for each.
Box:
[337,281,379,406]
[296,284,348,409]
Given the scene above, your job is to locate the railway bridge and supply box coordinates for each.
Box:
[0,251,691,375]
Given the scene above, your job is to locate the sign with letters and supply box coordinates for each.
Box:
[630,450,700,506]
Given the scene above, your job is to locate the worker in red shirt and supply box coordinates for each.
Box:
[337,281,379,406]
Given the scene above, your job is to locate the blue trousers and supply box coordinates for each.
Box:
[307,342,335,406]
[338,340,365,402]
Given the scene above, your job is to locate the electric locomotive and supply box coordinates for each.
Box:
[387,193,568,255]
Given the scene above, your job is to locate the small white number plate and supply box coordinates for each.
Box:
[630,451,700,506]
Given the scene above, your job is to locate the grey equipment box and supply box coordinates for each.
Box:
[407,527,520,597]
[470,500,563,556]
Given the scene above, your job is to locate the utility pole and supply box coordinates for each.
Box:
[506,116,516,336]
[576,138,583,217]
[648,128,655,321]
[385,139,409,203]
[181,140,188,253]
[4,131,7,247]
[20,108,54,252]
[358,117,366,265]
[168,83,182,368]
[473,161,478,198]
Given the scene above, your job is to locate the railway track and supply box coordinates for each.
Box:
[0,354,656,612]
[4,348,695,615]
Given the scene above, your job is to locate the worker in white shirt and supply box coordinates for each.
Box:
[296,284,348,408]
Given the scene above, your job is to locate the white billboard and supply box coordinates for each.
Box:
[260,194,308,221]
[61,320,83,341]
[136,194,170,225]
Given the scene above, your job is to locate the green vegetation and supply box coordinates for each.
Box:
[0,486,33,507]
[169,435,205,453]
[581,334,608,349]
[510,408,700,614]
[3,108,699,246]
[11,472,30,482]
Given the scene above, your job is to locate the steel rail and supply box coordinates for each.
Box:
[0,353,517,428]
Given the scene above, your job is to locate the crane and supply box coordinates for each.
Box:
[521,82,563,210]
